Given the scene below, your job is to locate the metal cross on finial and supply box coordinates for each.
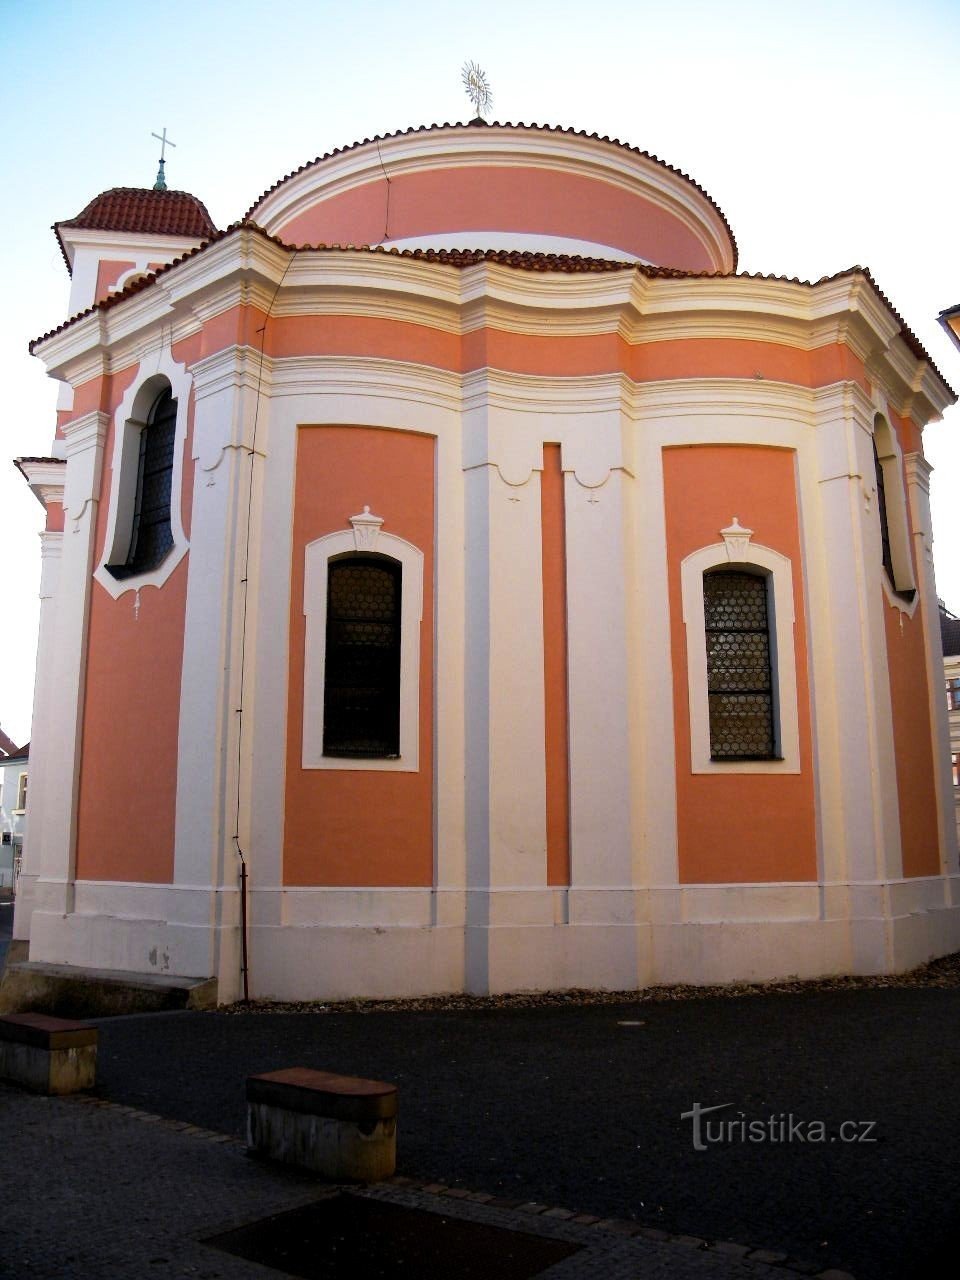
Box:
[151,127,177,191]
[461,61,493,121]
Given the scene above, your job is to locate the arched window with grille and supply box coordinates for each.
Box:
[302,517,424,772]
[703,569,776,760]
[107,385,177,579]
[323,555,402,757]
[681,535,799,774]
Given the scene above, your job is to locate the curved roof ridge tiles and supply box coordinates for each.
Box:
[242,120,738,269]
[28,226,950,394]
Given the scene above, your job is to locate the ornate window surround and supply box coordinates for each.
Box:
[680,519,801,774]
[302,508,424,772]
[94,345,191,600]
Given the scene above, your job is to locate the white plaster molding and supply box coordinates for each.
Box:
[17,458,66,512]
[720,516,753,562]
[681,538,801,774]
[349,505,384,550]
[60,411,108,527]
[303,521,424,771]
[377,230,650,262]
[93,344,191,600]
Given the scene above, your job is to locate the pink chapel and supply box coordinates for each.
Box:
[8,119,960,1004]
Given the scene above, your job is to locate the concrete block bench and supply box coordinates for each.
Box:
[246,1067,397,1182]
[0,1012,98,1094]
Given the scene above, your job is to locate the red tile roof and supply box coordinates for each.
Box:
[27,222,954,400]
[243,120,739,270]
[54,188,217,273]
[58,187,217,237]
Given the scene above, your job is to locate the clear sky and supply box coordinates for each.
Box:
[1,0,959,745]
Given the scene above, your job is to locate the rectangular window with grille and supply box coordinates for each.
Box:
[703,569,777,761]
[947,678,960,713]
[323,556,402,757]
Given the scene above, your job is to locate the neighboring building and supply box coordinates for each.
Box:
[11,120,960,1002]
[0,736,28,894]
[942,604,960,839]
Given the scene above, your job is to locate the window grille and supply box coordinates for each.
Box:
[111,387,177,578]
[323,556,402,757]
[703,570,776,760]
[946,678,960,712]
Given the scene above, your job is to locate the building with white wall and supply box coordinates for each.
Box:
[11,120,960,1002]
[0,738,28,894]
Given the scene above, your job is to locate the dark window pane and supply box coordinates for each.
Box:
[110,387,177,578]
[324,557,401,758]
[704,571,775,759]
[873,438,894,585]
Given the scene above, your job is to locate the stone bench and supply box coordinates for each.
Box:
[246,1067,397,1182]
[0,1012,98,1094]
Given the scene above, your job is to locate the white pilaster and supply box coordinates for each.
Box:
[31,412,107,927]
[812,386,900,966]
[463,397,549,990]
[564,466,635,903]
[12,531,63,943]
[172,349,263,996]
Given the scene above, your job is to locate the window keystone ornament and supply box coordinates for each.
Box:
[350,505,384,551]
[720,516,753,562]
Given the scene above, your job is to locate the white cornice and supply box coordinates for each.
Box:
[630,377,817,424]
[17,459,66,511]
[60,409,108,455]
[30,231,952,425]
[461,367,629,415]
[59,227,207,271]
[266,354,462,414]
[251,126,736,272]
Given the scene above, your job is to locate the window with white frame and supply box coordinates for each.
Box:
[302,508,423,772]
[681,520,800,774]
[946,677,960,713]
[95,348,190,600]
[15,772,27,813]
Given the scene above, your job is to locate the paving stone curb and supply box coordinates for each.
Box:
[378,1171,854,1277]
[63,1094,856,1279]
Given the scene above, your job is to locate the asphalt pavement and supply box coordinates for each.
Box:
[2,982,952,1278]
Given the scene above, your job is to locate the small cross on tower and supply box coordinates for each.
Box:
[151,127,176,191]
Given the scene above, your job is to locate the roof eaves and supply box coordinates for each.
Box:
[29,236,953,398]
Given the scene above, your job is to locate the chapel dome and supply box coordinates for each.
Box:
[246,121,737,274]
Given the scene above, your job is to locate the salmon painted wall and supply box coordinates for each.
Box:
[284,425,435,887]
[198,304,870,394]
[884,599,939,876]
[541,445,570,886]
[663,445,817,883]
[94,260,135,303]
[276,165,717,270]
[881,408,939,877]
[74,344,198,884]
